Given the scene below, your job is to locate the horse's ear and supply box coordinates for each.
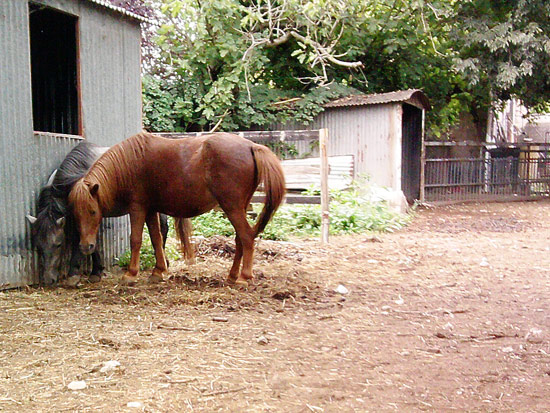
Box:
[26,215,37,225]
[90,183,99,197]
[56,216,66,228]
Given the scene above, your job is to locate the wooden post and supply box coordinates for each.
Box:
[420,110,426,202]
[319,128,330,244]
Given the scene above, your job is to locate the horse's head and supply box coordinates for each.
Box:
[26,213,66,285]
[69,180,102,255]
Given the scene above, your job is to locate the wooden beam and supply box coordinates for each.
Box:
[319,128,330,244]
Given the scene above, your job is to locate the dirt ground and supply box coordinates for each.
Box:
[2,201,550,412]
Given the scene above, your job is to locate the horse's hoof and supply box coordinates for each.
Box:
[62,275,81,289]
[234,279,249,289]
[120,274,137,286]
[88,273,103,283]
[148,273,164,284]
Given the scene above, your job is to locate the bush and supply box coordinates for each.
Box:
[191,182,411,241]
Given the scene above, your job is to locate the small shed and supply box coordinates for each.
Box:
[0,0,146,288]
[276,89,430,202]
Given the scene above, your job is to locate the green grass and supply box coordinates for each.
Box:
[116,230,182,271]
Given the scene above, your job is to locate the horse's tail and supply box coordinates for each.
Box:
[174,217,196,264]
[251,144,286,236]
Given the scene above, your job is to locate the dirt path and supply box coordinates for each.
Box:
[2,201,550,412]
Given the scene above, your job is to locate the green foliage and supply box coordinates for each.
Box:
[189,184,410,241]
[142,75,190,132]
[117,230,181,271]
[142,0,550,141]
[451,0,550,109]
[191,211,236,238]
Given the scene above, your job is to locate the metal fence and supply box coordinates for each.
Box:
[423,143,550,203]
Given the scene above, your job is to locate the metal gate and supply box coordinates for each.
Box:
[422,142,550,203]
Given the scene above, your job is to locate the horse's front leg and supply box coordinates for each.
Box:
[121,209,146,286]
[64,242,83,288]
[146,212,168,284]
[89,249,104,283]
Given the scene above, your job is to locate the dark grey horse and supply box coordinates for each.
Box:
[27,141,168,286]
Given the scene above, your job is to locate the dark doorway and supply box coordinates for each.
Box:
[401,104,423,202]
[29,4,79,135]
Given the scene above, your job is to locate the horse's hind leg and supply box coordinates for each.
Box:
[159,213,170,267]
[223,208,255,287]
[227,235,243,284]
[146,211,168,284]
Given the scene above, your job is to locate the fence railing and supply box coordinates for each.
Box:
[423,144,550,203]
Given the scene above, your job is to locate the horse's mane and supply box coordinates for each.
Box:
[73,132,152,210]
[32,140,104,240]
[32,185,67,237]
[52,141,102,197]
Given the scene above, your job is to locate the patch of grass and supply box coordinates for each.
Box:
[191,182,411,241]
[117,230,181,270]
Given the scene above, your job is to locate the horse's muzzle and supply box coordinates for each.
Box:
[80,243,96,255]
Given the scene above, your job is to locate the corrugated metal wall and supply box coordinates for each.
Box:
[0,0,141,288]
[274,103,402,189]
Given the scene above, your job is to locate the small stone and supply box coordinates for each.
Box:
[335,285,349,295]
[435,330,453,339]
[525,328,543,343]
[67,380,87,390]
[257,335,269,345]
[100,360,121,373]
[127,401,143,408]
[479,257,489,267]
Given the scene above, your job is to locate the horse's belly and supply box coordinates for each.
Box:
[154,187,217,218]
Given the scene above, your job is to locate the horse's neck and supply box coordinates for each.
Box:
[38,188,66,218]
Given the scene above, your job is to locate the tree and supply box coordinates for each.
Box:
[452,0,550,109]
[143,0,368,131]
[137,0,550,139]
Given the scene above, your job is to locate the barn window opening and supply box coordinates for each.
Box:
[29,4,80,135]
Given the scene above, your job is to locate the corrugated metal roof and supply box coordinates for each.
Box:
[325,89,430,110]
[84,0,149,22]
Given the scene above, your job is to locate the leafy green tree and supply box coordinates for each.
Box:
[452,0,550,109]
[140,0,550,140]
[144,0,365,131]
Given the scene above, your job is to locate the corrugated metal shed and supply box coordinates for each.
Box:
[325,89,430,111]
[272,90,429,203]
[83,0,149,22]
[0,0,142,288]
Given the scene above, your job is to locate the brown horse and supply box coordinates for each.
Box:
[68,132,285,286]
